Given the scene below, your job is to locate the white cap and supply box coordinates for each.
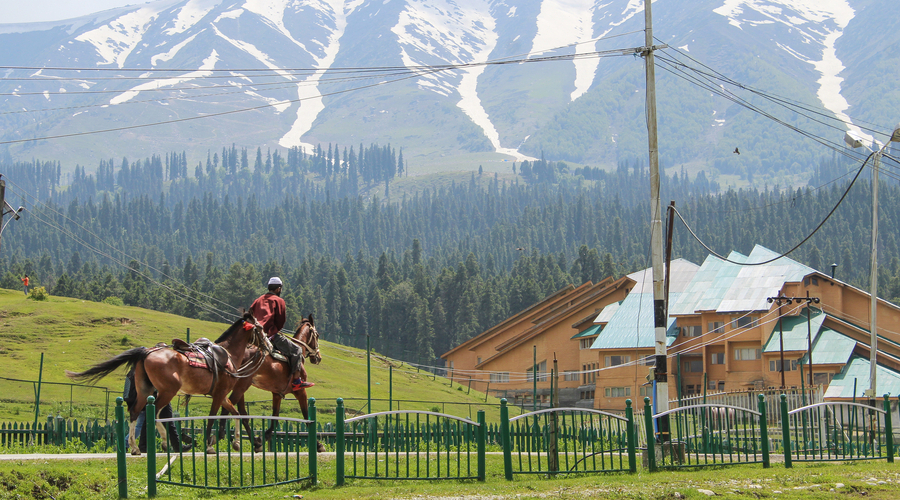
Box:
[268,277,283,286]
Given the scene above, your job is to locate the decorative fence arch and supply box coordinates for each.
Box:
[643,394,771,471]
[334,399,486,484]
[500,399,637,478]
[781,395,895,466]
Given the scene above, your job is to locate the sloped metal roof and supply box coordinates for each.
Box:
[799,327,856,366]
[717,246,815,313]
[670,251,743,315]
[593,301,622,324]
[823,355,900,398]
[571,324,602,340]
[589,291,680,349]
[763,307,826,353]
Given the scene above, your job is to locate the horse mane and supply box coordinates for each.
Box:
[215,312,254,343]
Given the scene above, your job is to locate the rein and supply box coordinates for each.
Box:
[284,323,320,360]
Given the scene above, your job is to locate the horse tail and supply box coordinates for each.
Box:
[65,346,149,384]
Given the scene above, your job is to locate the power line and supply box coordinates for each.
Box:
[671,151,873,266]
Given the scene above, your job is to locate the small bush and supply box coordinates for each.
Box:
[120,335,129,345]
[102,296,124,306]
[28,286,49,301]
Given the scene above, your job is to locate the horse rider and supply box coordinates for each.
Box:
[250,277,314,391]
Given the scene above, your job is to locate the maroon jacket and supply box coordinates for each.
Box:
[249,293,286,339]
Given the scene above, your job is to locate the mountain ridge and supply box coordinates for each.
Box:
[1,0,896,188]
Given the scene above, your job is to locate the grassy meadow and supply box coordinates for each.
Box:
[0,288,504,425]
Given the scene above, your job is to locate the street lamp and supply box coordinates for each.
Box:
[844,124,900,398]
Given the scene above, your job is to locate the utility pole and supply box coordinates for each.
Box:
[0,176,6,255]
[796,292,820,387]
[643,0,670,443]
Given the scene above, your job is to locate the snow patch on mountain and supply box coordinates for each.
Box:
[714,1,865,139]
[110,49,220,105]
[531,0,596,101]
[163,0,222,35]
[151,32,201,66]
[243,0,309,52]
[280,0,365,150]
[75,4,171,67]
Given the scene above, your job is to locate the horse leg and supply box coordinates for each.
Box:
[220,397,243,452]
[292,389,324,452]
[264,394,284,444]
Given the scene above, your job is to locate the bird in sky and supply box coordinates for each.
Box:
[733,147,740,155]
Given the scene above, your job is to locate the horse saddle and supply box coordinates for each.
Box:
[171,338,232,373]
[270,350,289,363]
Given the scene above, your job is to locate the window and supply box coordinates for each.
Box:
[476,357,481,365]
[580,390,595,400]
[719,381,725,392]
[605,355,631,367]
[489,372,509,383]
[804,277,819,286]
[710,352,725,365]
[686,384,696,395]
[735,316,758,329]
[605,387,631,398]
[582,363,598,384]
[564,371,579,382]
[770,359,799,372]
[682,359,703,372]
[640,386,653,397]
[641,355,656,366]
[526,360,547,382]
[734,348,761,360]
[682,325,702,337]
[580,338,594,349]
[708,321,724,334]
[708,380,718,391]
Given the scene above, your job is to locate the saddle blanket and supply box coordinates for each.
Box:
[184,351,210,369]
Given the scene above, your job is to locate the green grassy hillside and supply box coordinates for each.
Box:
[0,289,504,424]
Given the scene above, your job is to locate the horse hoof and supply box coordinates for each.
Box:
[130,449,141,456]
[317,443,326,453]
[206,447,217,455]
[232,442,241,452]
[254,445,263,453]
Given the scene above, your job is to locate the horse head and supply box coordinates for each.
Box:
[295,314,322,365]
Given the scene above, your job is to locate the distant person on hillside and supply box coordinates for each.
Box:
[20,275,28,296]
[250,277,313,391]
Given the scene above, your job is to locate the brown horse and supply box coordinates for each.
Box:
[66,312,271,455]
[225,314,322,452]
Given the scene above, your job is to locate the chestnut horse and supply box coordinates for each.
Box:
[225,314,322,452]
[66,313,271,455]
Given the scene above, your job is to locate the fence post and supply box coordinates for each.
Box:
[644,397,656,472]
[500,399,512,480]
[884,395,894,463]
[780,394,791,469]
[757,394,770,468]
[146,396,157,498]
[307,398,317,485]
[625,399,636,473]
[115,398,128,498]
[336,398,345,486]
[477,410,486,481]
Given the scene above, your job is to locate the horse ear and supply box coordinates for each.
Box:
[307,314,315,326]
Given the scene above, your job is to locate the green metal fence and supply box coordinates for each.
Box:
[501,399,637,477]
[643,395,771,471]
[0,415,117,448]
[335,398,485,484]
[781,394,896,466]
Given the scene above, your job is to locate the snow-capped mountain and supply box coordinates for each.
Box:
[0,0,896,182]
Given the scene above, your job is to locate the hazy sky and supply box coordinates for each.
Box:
[2,0,154,24]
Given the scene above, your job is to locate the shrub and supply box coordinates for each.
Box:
[103,296,124,306]
[28,286,49,301]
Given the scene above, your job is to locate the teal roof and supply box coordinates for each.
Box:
[799,327,856,366]
[824,355,900,398]
[589,290,680,349]
[571,324,602,340]
[593,301,621,324]
[763,307,826,353]
[671,245,815,316]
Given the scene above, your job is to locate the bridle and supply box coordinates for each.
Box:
[288,320,321,365]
